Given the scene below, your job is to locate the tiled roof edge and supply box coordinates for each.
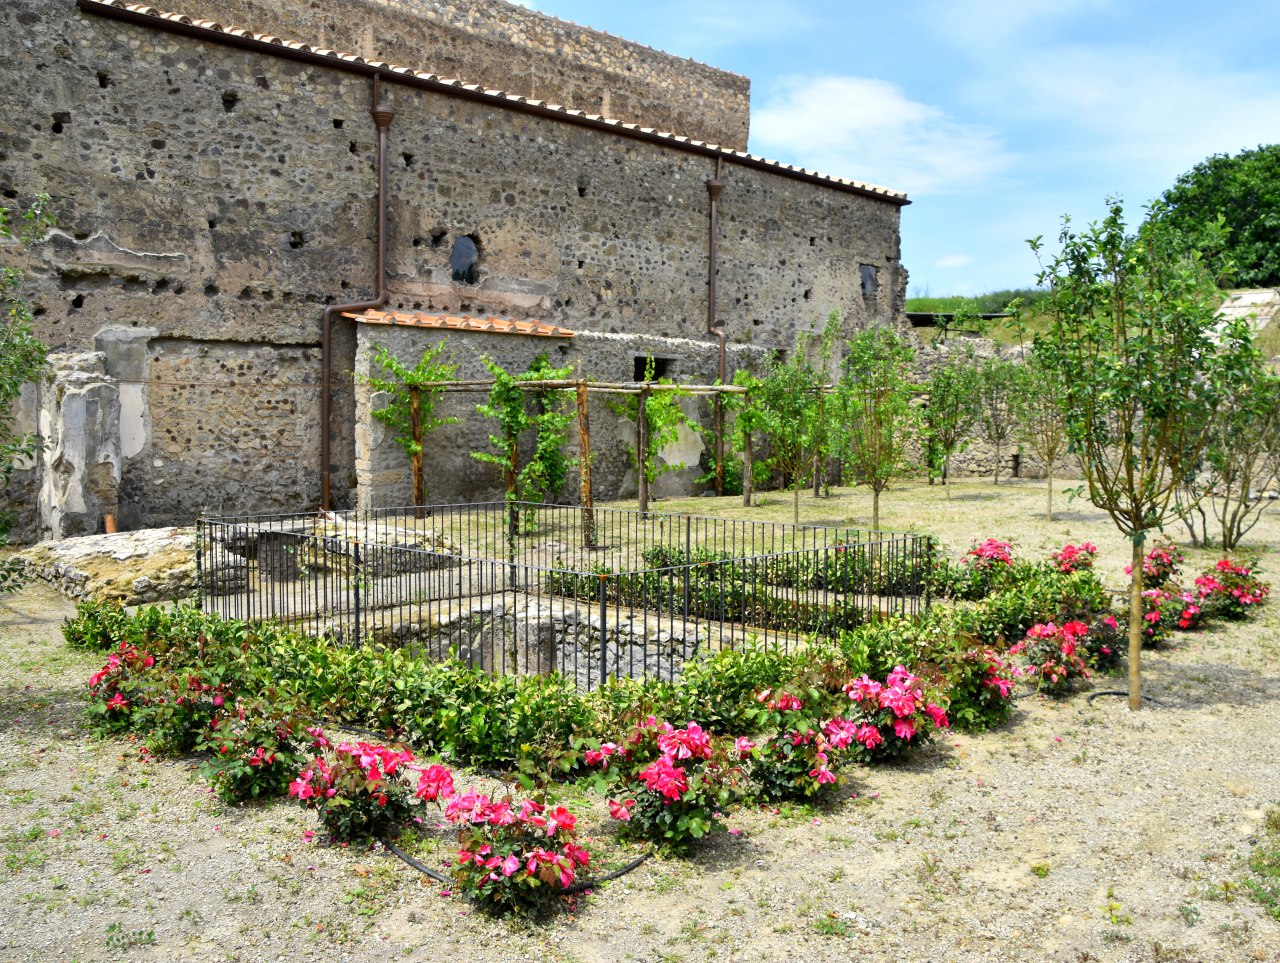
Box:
[77,0,909,205]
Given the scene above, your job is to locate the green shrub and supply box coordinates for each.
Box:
[63,601,132,652]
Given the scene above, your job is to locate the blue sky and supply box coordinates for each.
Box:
[512,0,1280,297]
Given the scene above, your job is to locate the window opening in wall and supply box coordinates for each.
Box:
[859,264,879,300]
[450,235,480,284]
[633,355,674,382]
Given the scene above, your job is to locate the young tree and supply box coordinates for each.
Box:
[607,357,697,512]
[975,356,1022,484]
[367,342,458,514]
[748,346,823,524]
[835,327,918,531]
[0,194,52,566]
[1013,350,1069,521]
[920,350,980,496]
[473,353,575,531]
[1175,362,1280,551]
[1033,199,1255,711]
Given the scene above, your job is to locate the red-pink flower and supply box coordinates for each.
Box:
[845,674,883,702]
[638,755,688,801]
[414,764,455,802]
[892,718,917,741]
[607,798,636,821]
[658,722,712,760]
[105,692,129,711]
[854,724,883,749]
[925,703,950,729]
[734,736,756,756]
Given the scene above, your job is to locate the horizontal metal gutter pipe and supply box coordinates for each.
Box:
[76,0,909,207]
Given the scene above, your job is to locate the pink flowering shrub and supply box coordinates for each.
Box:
[1137,588,1174,646]
[745,690,847,800]
[289,740,426,841]
[1081,614,1125,672]
[1050,542,1098,574]
[1194,559,1270,621]
[1124,542,1183,589]
[966,538,1014,569]
[1171,590,1207,632]
[195,696,319,803]
[938,646,1018,731]
[447,793,589,915]
[1010,621,1090,695]
[841,666,949,761]
[598,717,742,854]
[85,641,157,736]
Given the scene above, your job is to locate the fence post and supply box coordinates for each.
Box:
[597,573,609,689]
[194,517,204,611]
[682,514,691,623]
[352,539,362,647]
[923,535,933,618]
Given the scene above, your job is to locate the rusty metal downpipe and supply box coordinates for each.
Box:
[706,157,727,496]
[320,77,395,510]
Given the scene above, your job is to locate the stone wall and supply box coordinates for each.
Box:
[149,0,752,150]
[0,0,907,531]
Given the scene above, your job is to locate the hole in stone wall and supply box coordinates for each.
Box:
[51,112,70,134]
[349,141,359,155]
[803,288,812,301]
[255,75,269,90]
[221,91,239,113]
[577,177,589,198]
[2,189,17,200]
[153,278,171,294]
[450,234,480,284]
[97,71,112,89]
[402,152,415,169]
[288,230,305,249]
[412,237,424,248]
[332,118,344,129]
[633,356,674,382]
[70,294,85,310]
[430,228,447,248]
[207,218,217,230]
[204,283,219,296]
[810,236,817,246]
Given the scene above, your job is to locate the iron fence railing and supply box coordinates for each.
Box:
[196,501,932,691]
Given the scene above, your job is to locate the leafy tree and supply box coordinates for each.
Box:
[473,353,575,531]
[746,346,823,524]
[835,327,918,531]
[920,349,980,495]
[1175,361,1280,551]
[975,355,1022,484]
[1154,144,1280,288]
[1013,350,1069,521]
[366,342,457,513]
[804,311,843,498]
[0,194,53,553]
[1032,198,1255,710]
[607,357,696,509]
[727,368,771,508]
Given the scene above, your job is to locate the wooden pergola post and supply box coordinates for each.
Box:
[409,386,424,519]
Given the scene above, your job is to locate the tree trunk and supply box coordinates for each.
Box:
[944,454,951,500]
[993,443,1001,485]
[1045,465,1054,522]
[409,387,424,519]
[872,488,881,532]
[742,431,753,508]
[792,473,800,525]
[576,381,595,548]
[637,390,649,515]
[1128,539,1144,711]
[813,451,823,498]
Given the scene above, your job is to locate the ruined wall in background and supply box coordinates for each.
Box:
[169,0,752,149]
[0,0,906,533]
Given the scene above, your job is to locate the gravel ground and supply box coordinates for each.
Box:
[2,481,1279,963]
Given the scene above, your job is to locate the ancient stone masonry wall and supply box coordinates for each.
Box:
[0,0,906,530]
[169,0,752,149]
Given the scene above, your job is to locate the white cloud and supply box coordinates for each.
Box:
[934,254,974,270]
[751,76,1015,197]
[921,0,1111,48]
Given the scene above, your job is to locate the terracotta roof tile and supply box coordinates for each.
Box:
[346,309,576,338]
[79,0,908,203]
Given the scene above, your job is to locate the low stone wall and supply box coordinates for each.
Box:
[17,527,243,606]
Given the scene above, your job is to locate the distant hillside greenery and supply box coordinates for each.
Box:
[904,288,1051,315]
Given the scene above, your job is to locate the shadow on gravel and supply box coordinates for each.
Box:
[0,680,87,738]
[1138,659,1280,710]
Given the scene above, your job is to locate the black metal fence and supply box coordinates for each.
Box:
[195,501,932,691]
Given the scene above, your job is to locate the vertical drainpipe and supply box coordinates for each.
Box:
[705,157,727,496]
[320,77,395,510]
